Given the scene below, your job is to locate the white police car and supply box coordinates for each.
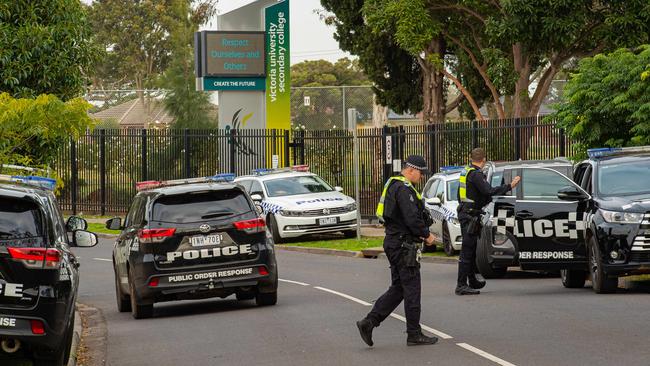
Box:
[234,166,358,243]
[422,166,463,255]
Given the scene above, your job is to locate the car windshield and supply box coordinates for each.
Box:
[264,175,333,197]
[0,197,45,247]
[598,158,650,196]
[152,189,252,223]
[447,180,459,201]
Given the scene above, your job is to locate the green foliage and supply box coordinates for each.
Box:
[553,46,650,154]
[0,93,95,166]
[0,0,97,100]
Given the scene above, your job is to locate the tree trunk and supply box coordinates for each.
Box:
[422,36,446,124]
[372,94,388,128]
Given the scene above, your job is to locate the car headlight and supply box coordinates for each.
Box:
[600,209,643,224]
[493,232,509,246]
[280,209,302,217]
[345,202,357,212]
[449,216,460,226]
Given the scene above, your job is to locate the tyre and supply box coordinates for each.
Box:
[256,291,277,306]
[114,265,131,312]
[442,224,458,256]
[588,236,617,294]
[129,274,153,319]
[268,214,283,244]
[343,229,357,239]
[561,269,587,288]
[34,314,74,366]
[476,236,507,279]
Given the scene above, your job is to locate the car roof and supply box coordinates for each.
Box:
[430,172,460,181]
[141,182,243,196]
[592,153,650,164]
[0,183,52,200]
[235,171,315,181]
[491,158,571,168]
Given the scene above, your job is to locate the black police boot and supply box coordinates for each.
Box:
[356,318,375,347]
[407,332,438,346]
[468,273,486,289]
[455,284,480,295]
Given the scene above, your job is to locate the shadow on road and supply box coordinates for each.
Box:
[151,298,262,319]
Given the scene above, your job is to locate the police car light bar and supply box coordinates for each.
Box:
[440,165,464,173]
[587,146,650,159]
[0,174,57,191]
[252,165,310,175]
[135,174,235,191]
[290,165,310,172]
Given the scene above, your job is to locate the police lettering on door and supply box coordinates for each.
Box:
[494,210,586,239]
[0,282,23,298]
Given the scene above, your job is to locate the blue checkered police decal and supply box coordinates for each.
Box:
[260,201,282,214]
[493,209,586,239]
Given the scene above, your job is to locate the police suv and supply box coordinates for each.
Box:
[475,159,574,278]
[422,167,463,255]
[109,174,278,319]
[0,166,98,365]
[234,166,358,243]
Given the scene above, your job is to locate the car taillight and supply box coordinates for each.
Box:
[148,277,160,287]
[138,228,176,243]
[8,247,61,269]
[31,320,45,335]
[233,218,266,233]
[258,266,269,276]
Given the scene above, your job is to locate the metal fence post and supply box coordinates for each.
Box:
[100,130,106,216]
[559,127,566,157]
[472,120,479,148]
[514,118,521,160]
[184,129,191,178]
[70,138,77,215]
[283,130,290,167]
[229,129,236,174]
[381,126,389,184]
[429,124,437,173]
[141,129,147,181]
[342,86,346,129]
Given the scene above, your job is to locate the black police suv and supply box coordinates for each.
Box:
[109,176,278,319]
[0,172,98,365]
[565,147,650,293]
[475,158,577,278]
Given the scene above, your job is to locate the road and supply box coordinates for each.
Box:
[77,238,650,366]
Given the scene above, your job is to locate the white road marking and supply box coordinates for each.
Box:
[389,313,453,339]
[279,278,310,286]
[313,286,372,306]
[457,343,517,366]
[93,258,112,262]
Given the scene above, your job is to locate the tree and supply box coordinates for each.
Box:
[0,93,95,167]
[0,0,96,100]
[554,46,650,155]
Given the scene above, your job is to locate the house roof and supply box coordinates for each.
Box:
[91,98,174,128]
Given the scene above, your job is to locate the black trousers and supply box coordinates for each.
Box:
[366,243,422,335]
[457,216,480,286]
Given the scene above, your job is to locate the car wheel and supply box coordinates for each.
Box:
[476,235,507,279]
[34,314,74,366]
[129,272,153,319]
[561,269,587,288]
[268,214,283,244]
[442,224,457,256]
[588,236,617,294]
[256,291,277,306]
[114,264,131,312]
[343,229,357,239]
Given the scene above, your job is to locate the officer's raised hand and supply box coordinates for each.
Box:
[511,176,521,188]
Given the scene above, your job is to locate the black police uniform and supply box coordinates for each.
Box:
[456,164,511,292]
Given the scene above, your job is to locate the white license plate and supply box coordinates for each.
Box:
[318,217,337,226]
[189,234,221,247]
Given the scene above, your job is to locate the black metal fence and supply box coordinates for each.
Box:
[54,116,577,217]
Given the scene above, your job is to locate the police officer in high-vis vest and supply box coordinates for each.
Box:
[455,148,520,295]
[356,155,437,347]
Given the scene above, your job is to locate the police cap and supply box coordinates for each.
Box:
[404,155,430,174]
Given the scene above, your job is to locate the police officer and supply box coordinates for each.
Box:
[356,155,438,347]
[455,148,520,295]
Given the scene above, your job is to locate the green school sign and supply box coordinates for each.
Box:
[265,0,290,130]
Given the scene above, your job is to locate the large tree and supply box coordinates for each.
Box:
[0,0,96,100]
[554,45,650,155]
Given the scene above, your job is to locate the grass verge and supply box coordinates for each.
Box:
[87,222,120,235]
[286,237,457,258]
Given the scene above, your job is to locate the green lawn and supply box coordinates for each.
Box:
[87,222,120,235]
[286,237,457,258]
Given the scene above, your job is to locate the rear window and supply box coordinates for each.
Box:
[0,197,45,247]
[151,189,253,223]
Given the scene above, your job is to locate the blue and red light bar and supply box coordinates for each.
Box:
[136,174,235,191]
[0,174,56,191]
[252,165,310,175]
[587,146,650,159]
[440,165,464,173]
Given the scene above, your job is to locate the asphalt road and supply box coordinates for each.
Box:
[76,238,650,366]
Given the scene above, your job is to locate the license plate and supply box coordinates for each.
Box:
[189,234,222,247]
[318,217,337,226]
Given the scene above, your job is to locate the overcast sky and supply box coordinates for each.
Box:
[83,0,350,65]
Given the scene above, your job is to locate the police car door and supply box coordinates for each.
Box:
[510,167,588,270]
[423,179,442,237]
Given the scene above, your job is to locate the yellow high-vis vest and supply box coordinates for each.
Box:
[376,176,422,222]
[459,166,477,203]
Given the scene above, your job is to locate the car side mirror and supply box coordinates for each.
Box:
[425,197,442,206]
[106,217,122,231]
[557,186,589,201]
[66,216,87,232]
[334,186,344,192]
[73,230,98,247]
[250,194,263,202]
